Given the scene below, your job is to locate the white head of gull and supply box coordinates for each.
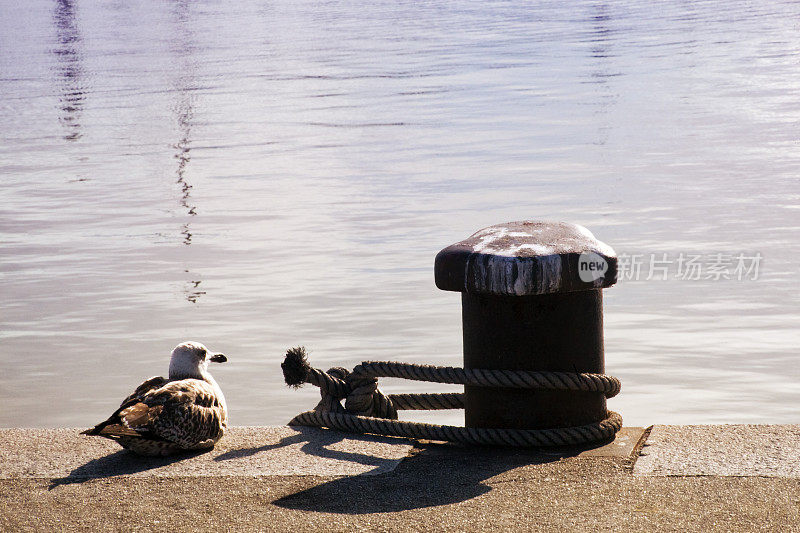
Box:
[81,341,229,456]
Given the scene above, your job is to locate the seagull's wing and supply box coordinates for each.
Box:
[81,376,168,436]
[121,379,227,448]
[120,376,169,406]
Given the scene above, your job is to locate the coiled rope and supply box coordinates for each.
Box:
[282,347,622,447]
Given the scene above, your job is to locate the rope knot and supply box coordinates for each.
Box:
[344,375,397,419]
[282,347,398,419]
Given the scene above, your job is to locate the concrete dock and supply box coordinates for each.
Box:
[1,425,799,531]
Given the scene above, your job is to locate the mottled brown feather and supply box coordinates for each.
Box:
[143,380,227,448]
[82,377,226,455]
[97,423,140,437]
[119,403,163,429]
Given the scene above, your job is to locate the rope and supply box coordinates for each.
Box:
[353,361,621,397]
[282,346,622,447]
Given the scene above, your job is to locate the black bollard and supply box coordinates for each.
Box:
[434,221,618,430]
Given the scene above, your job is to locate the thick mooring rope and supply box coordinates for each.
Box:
[282,347,622,447]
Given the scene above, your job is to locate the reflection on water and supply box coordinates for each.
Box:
[170,0,201,303]
[52,0,85,142]
[184,277,206,304]
[171,1,197,236]
[1,0,799,428]
[585,4,618,147]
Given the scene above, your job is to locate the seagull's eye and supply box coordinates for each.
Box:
[199,348,207,357]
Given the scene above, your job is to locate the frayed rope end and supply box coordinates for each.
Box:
[282,346,312,388]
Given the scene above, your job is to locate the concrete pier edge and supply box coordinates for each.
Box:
[2,425,799,531]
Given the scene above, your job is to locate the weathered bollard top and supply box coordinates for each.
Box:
[434,220,617,296]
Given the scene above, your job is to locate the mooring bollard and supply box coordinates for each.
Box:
[434,221,618,430]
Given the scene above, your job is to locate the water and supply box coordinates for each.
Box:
[2,0,799,429]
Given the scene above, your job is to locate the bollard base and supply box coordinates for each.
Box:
[462,290,607,429]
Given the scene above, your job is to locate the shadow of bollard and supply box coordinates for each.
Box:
[214,426,407,474]
[272,443,575,514]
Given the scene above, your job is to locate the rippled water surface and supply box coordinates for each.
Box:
[2,0,799,428]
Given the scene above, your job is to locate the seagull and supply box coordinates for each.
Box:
[81,341,228,456]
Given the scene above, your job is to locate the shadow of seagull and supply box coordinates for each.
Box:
[48,448,210,490]
[215,426,409,472]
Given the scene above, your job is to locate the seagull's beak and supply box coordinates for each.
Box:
[209,352,227,363]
